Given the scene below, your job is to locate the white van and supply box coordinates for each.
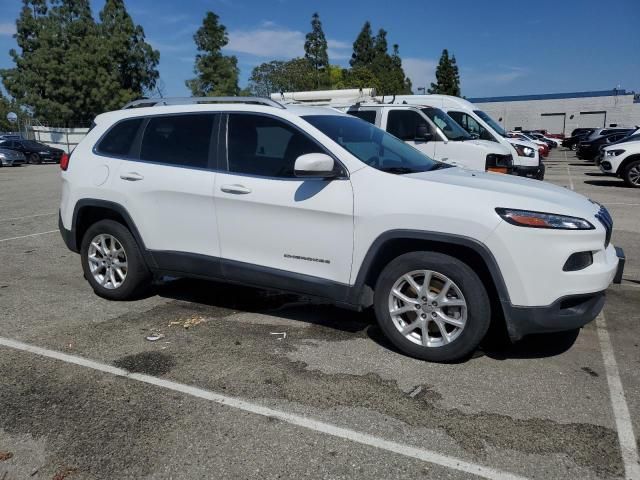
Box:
[342,103,514,174]
[388,95,544,179]
[271,90,515,175]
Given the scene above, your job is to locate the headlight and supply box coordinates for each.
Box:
[512,144,535,157]
[0,153,5,159]
[605,149,625,157]
[495,208,594,230]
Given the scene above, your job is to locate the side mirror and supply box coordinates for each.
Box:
[469,132,480,140]
[415,124,433,142]
[294,153,337,178]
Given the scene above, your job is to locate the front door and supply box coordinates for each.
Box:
[214,113,354,285]
[383,108,439,160]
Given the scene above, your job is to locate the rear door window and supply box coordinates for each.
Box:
[97,118,144,157]
[140,114,215,169]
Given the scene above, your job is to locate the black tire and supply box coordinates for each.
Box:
[373,251,490,362]
[622,159,640,188]
[80,219,151,300]
[29,153,41,164]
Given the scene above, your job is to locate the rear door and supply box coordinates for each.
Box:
[108,113,222,264]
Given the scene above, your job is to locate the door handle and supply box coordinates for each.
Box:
[120,172,144,181]
[220,184,251,194]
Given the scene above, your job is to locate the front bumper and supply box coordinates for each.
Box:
[504,247,624,340]
[513,162,545,180]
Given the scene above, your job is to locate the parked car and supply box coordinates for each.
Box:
[524,131,560,148]
[600,140,640,187]
[59,96,623,363]
[0,139,64,164]
[0,133,23,141]
[342,103,515,174]
[508,132,549,158]
[594,130,640,164]
[0,147,26,167]
[583,127,635,142]
[563,129,594,151]
[577,132,631,161]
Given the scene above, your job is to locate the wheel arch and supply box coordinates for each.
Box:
[616,154,640,176]
[349,230,511,316]
[71,200,155,268]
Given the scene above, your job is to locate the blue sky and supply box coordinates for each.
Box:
[0,0,639,98]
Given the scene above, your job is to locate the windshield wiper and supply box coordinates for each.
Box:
[378,166,419,174]
[429,163,454,171]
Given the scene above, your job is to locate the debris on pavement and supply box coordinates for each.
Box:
[145,333,165,342]
[168,315,208,329]
[270,332,287,340]
[0,451,13,461]
[52,466,78,480]
[409,386,422,398]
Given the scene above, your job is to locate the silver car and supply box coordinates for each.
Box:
[0,147,26,167]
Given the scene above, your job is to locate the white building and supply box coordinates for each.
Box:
[469,89,640,136]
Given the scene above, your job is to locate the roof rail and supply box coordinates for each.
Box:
[121,96,285,110]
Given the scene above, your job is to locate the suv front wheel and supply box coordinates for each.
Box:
[374,252,490,362]
[80,220,150,300]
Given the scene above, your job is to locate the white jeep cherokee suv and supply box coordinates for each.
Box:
[59,97,625,362]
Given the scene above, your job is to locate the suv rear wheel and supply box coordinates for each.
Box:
[623,159,640,188]
[374,252,490,362]
[80,219,150,300]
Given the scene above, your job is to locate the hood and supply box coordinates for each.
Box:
[462,139,512,155]
[506,138,538,149]
[603,139,640,150]
[404,166,596,217]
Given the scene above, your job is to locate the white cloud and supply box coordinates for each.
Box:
[463,66,528,88]
[0,22,16,36]
[226,27,304,58]
[402,58,437,91]
[226,25,351,62]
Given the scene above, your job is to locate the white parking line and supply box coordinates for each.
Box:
[0,336,528,480]
[0,212,56,222]
[0,230,58,243]
[596,314,640,479]
[565,151,575,190]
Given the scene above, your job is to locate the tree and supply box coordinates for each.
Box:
[304,12,328,89]
[350,21,374,68]
[99,0,159,100]
[2,0,159,125]
[186,12,239,96]
[248,58,315,97]
[428,49,461,96]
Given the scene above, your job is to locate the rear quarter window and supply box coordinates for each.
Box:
[96,118,144,157]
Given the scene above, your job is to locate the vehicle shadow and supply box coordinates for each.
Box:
[152,277,580,362]
[583,172,607,177]
[153,277,372,334]
[585,180,631,188]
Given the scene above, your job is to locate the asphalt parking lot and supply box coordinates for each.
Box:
[0,149,638,480]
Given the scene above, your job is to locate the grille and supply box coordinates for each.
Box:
[595,206,613,248]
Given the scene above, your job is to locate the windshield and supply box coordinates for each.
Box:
[474,110,507,137]
[421,107,471,141]
[303,115,444,174]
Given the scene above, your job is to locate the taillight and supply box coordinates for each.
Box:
[60,152,70,171]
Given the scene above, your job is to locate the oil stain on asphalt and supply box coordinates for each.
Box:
[113,351,176,376]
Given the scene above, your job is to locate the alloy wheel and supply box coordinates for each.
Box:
[388,270,467,347]
[628,165,640,186]
[87,233,128,289]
